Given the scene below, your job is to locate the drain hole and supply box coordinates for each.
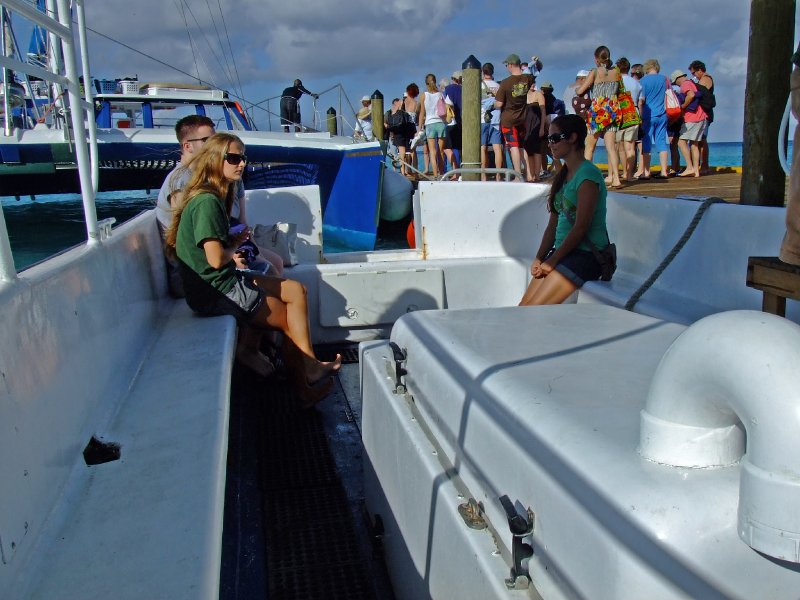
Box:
[83,436,121,466]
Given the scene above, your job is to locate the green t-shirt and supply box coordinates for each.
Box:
[553,160,608,251]
[175,192,236,294]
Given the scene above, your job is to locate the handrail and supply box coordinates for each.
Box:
[0,0,100,281]
[437,167,525,182]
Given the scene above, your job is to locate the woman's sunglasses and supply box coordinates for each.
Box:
[546,133,568,144]
[224,152,248,165]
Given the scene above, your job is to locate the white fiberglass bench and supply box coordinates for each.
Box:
[0,211,236,599]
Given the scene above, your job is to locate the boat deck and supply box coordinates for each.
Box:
[220,351,395,600]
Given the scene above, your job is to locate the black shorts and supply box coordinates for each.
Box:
[180,264,265,325]
[444,123,462,150]
[280,97,300,127]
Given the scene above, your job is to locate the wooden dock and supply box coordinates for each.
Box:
[610,167,788,205]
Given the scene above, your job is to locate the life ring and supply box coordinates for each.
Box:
[406,221,416,249]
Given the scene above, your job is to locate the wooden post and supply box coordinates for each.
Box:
[326,107,337,136]
[740,0,795,206]
[371,90,384,143]
[461,55,482,182]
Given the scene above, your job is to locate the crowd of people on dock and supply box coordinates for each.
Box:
[351,47,716,184]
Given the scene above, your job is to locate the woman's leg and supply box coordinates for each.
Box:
[398,144,407,175]
[519,270,578,306]
[425,136,439,177]
[436,137,446,177]
[252,276,341,378]
[604,129,622,186]
[235,326,274,377]
[584,133,598,161]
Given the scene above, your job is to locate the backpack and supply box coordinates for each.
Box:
[695,83,716,113]
[435,94,447,119]
[387,109,407,132]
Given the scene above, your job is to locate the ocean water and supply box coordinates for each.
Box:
[1,141,752,271]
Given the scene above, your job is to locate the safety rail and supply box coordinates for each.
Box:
[0,0,99,282]
[246,82,362,138]
[438,167,525,182]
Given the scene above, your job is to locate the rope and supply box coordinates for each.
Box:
[624,196,722,312]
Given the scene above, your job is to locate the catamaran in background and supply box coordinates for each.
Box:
[3,1,800,599]
[0,0,412,252]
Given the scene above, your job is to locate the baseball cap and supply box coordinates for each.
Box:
[576,69,590,78]
[451,70,462,80]
[503,53,521,66]
[541,81,553,90]
[361,95,370,102]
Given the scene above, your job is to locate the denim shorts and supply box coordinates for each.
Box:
[481,123,502,146]
[548,248,602,287]
[425,122,447,139]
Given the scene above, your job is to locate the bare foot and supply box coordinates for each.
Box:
[305,353,342,385]
[678,169,696,177]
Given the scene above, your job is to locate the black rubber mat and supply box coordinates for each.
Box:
[220,359,391,600]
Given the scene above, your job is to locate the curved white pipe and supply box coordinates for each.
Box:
[639,310,800,563]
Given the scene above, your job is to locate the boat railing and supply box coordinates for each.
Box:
[245,82,363,138]
[438,167,525,182]
[0,0,99,282]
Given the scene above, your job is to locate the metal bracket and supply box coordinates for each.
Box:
[457,497,487,530]
[499,494,534,590]
[97,217,116,241]
[388,342,407,393]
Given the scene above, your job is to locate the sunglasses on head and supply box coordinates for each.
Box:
[224,152,248,165]
[546,132,568,144]
[186,135,211,143]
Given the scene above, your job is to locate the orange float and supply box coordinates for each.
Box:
[406,221,416,249]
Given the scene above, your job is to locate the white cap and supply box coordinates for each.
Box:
[576,69,590,78]
[361,95,370,102]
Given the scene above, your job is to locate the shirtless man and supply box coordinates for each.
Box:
[689,60,715,175]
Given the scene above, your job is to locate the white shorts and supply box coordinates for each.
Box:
[679,120,707,142]
[615,126,639,143]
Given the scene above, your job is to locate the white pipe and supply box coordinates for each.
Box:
[639,310,800,563]
[54,0,98,243]
[73,0,98,195]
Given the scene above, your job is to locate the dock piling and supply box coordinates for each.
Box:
[461,55,482,182]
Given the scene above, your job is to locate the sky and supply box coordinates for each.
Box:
[12,1,800,142]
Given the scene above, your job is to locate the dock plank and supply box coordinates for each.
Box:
[612,170,788,205]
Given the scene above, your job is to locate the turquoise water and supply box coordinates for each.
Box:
[0,141,754,271]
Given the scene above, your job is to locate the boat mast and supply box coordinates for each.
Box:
[740,0,796,206]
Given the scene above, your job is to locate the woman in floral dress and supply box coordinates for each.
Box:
[575,46,623,188]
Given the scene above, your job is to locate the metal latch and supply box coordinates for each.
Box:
[389,342,407,393]
[499,494,534,590]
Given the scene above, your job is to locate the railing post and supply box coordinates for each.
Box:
[0,203,17,282]
[327,107,337,136]
[461,54,482,182]
[54,0,98,243]
[371,90,384,142]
